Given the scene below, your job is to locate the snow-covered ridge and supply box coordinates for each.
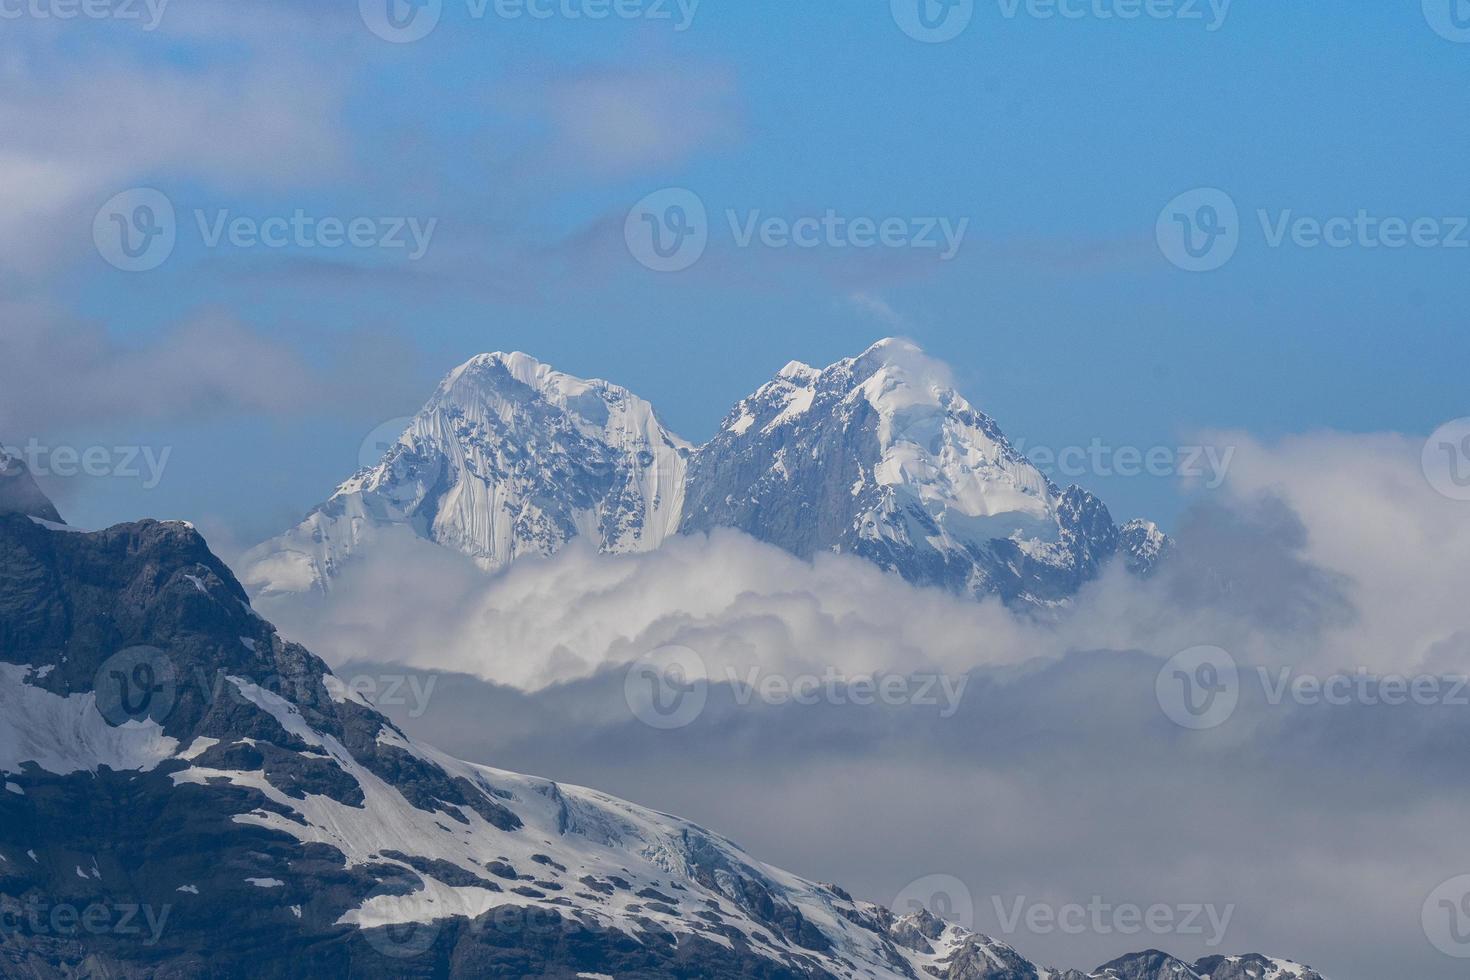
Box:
[243,340,1166,602]
[242,350,691,596]
[682,338,1152,603]
[0,663,178,776]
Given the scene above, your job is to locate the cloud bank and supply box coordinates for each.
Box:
[246,428,1470,980]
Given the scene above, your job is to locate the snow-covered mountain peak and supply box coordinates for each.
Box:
[0,443,64,525]
[776,358,820,382]
[243,353,690,596]
[683,340,1111,602]
[246,340,1168,602]
[433,350,692,453]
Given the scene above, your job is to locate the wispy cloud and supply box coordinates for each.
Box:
[496,62,743,181]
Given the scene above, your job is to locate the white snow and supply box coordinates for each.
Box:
[165,687,990,979]
[5,782,23,795]
[177,738,219,762]
[177,885,199,894]
[243,351,691,597]
[28,517,86,533]
[762,381,816,432]
[0,663,179,776]
[321,674,374,708]
[246,878,284,888]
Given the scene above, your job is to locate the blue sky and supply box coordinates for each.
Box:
[5,0,1468,544]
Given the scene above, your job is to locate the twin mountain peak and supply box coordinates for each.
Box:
[244,338,1169,604]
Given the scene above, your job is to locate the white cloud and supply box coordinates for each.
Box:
[258,430,1470,690]
[243,427,1470,979]
[497,63,742,181]
[0,37,347,274]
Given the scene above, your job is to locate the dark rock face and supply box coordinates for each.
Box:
[0,515,901,978]
[1092,949,1200,979]
[0,513,1310,979]
[1193,953,1327,980]
[0,450,62,524]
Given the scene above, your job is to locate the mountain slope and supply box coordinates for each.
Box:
[0,446,64,525]
[681,339,1154,603]
[2,510,1311,979]
[243,352,691,596]
[1094,951,1327,980]
[243,341,1165,604]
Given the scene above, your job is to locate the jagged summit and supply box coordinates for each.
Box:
[242,350,690,596]
[244,341,1167,601]
[682,339,1152,603]
[0,445,64,525]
